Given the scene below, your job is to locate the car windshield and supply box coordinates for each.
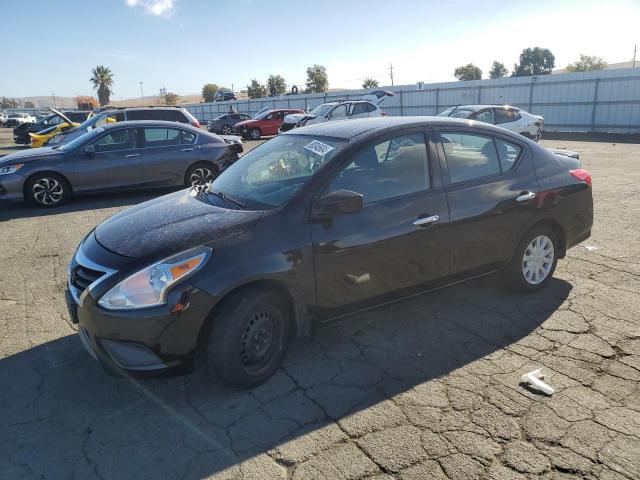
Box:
[77,113,103,130]
[438,107,474,119]
[208,134,347,209]
[253,110,273,120]
[56,127,104,152]
[309,104,333,117]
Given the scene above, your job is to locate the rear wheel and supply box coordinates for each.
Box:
[185,162,218,187]
[249,128,261,140]
[221,124,233,135]
[504,226,558,292]
[25,172,71,207]
[206,286,292,388]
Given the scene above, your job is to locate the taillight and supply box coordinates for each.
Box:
[570,169,592,189]
[191,119,201,128]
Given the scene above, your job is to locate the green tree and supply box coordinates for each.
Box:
[566,54,608,73]
[23,101,35,108]
[202,83,219,103]
[90,65,114,106]
[512,47,555,76]
[362,78,379,89]
[267,75,287,95]
[165,92,179,106]
[247,79,267,99]
[454,63,482,81]
[305,64,328,93]
[1,97,18,109]
[489,61,508,79]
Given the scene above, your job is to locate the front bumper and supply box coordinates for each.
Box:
[0,173,26,201]
[66,235,216,376]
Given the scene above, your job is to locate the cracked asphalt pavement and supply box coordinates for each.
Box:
[1,129,639,479]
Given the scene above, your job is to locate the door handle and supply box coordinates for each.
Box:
[413,215,439,227]
[125,153,140,158]
[180,148,194,152]
[516,191,536,202]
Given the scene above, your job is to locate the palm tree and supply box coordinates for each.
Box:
[362,77,379,89]
[90,66,114,106]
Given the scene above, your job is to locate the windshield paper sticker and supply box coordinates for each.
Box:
[304,140,335,156]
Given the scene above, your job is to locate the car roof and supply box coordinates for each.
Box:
[98,120,199,130]
[447,104,521,111]
[284,116,527,141]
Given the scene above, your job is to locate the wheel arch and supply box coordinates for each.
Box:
[195,279,312,353]
[520,218,567,260]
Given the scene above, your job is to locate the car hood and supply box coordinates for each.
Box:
[0,147,61,165]
[94,189,265,261]
[234,119,257,127]
[283,113,310,124]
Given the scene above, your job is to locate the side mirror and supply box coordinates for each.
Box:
[85,145,96,156]
[311,189,363,220]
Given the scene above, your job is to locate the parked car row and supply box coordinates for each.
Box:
[13,109,90,146]
[61,116,593,387]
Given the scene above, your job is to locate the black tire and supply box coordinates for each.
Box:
[249,128,261,140]
[185,162,218,187]
[206,286,292,388]
[221,124,233,135]
[25,172,71,207]
[503,225,558,293]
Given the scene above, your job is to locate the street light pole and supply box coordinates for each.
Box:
[140,81,144,103]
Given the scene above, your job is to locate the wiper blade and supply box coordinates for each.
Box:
[208,190,246,210]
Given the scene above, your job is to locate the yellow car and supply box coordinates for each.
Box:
[29,109,79,148]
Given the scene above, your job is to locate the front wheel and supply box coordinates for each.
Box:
[249,128,261,140]
[25,172,71,207]
[221,124,233,135]
[503,226,558,292]
[206,286,292,388]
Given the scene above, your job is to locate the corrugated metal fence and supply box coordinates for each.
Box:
[185,68,640,134]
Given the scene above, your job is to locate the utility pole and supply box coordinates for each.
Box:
[51,93,56,108]
[389,63,394,86]
[633,44,637,68]
[139,81,144,102]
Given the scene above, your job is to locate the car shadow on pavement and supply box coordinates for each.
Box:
[0,276,572,479]
[0,188,179,222]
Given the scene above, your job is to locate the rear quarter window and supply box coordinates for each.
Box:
[163,110,188,123]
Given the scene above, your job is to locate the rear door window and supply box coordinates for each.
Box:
[127,110,164,121]
[351,103,368,115]
[494,138,522,172]
[440,132,501,183]
[143,128,181,147]
[163,110,188,123]
[494,109,516,124]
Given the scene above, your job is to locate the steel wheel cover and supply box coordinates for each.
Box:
[32,178,64,205]
[522,235,554,285]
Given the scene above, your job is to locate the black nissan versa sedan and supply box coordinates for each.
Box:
[66,116,593,388]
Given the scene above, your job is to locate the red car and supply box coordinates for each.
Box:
[235,109,305,140]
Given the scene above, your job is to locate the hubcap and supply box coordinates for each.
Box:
[250,129,260,140]
[189,167,214,186]
[32,178,64,205]
[240,308,281,375]
[522,235,554,285]
[222,125,232,134]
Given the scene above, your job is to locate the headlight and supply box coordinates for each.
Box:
[0,164,24,175]
[98,247,211,310]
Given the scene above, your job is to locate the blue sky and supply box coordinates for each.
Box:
[1,0,638,100]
